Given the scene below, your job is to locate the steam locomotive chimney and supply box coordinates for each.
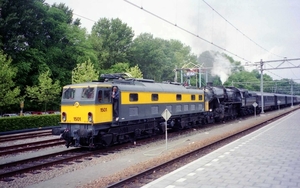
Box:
[207,82,213,87]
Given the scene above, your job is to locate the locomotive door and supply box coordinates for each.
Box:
[97,88,113,122]
[97,89,111,104]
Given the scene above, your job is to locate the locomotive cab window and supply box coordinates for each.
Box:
[152,94,159,101]
[176,94,182,101]
[129,93,138,102]
[81,87,95,99]
[191,95,195,100]
[62,88,75,100]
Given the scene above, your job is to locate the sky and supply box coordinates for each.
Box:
[45,0,300,83]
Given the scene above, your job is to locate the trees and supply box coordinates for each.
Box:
[91,18,134,70]
[102,62,143,79]
[25,70,61,111]
[162,39,197,82]
[105,62,131,75]
[72,59,99,84]
[129,33,165,81]
[0,0,49,89]
[129,33,197,82]
[0,0,97,89]
[43,3,97,87]
[126,65,143,78]
[0,51,21,113]
[224,70,260,91]
[0,0,48,54]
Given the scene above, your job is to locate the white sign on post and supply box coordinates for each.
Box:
[253,102,258,119]
[161,108,171,121]
[161,108,172,150]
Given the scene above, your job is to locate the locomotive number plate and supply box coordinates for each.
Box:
[100,108,107,112]
[74,117,81,121]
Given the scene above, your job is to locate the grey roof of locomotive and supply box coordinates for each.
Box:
[115,81,204,94]
[62,80,204,94]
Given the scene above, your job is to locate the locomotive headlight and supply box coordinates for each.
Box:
[62,112,67,122]
[88,112,93,122]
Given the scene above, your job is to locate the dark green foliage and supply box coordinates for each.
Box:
[91,18,134,70]
[0,0,48,90]
[129,33,197,82]
[0,0,97,111]
[0,114,60,132]
[0,0,47,53]
[0,50,21,113]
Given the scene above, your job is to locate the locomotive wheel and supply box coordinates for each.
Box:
[134,129,142,139]
[100,133,113,147]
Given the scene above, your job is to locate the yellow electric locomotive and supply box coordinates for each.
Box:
[52,74,207,148]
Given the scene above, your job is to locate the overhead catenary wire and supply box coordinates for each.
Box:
[73,1,294,67]
[73,13,97,23]
[202,0,284,59]
[123,0,252,63]
[123,0,300,82]
[264,62,297,79]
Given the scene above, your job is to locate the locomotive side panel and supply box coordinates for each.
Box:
[119,91,205,122]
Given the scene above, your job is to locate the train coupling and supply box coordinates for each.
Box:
[52,127,65,135]
[77,128,93,137]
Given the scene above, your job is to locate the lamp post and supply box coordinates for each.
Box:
[20,101,24,116]
[290,79,294,108]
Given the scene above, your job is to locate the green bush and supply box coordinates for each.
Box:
[0,115,60,132]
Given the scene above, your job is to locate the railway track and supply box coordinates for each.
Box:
[0,130,52,142]
[0,140,145,182]
[0,138,65,156]
[0,149,91,181]
[0,124,184,182]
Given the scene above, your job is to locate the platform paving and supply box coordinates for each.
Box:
[142,109,300,188]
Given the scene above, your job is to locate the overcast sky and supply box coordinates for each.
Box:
[45,0,300,82]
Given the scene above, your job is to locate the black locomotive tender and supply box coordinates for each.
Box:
[52,73,300,148]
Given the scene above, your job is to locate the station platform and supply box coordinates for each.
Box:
[142,109,300,188]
